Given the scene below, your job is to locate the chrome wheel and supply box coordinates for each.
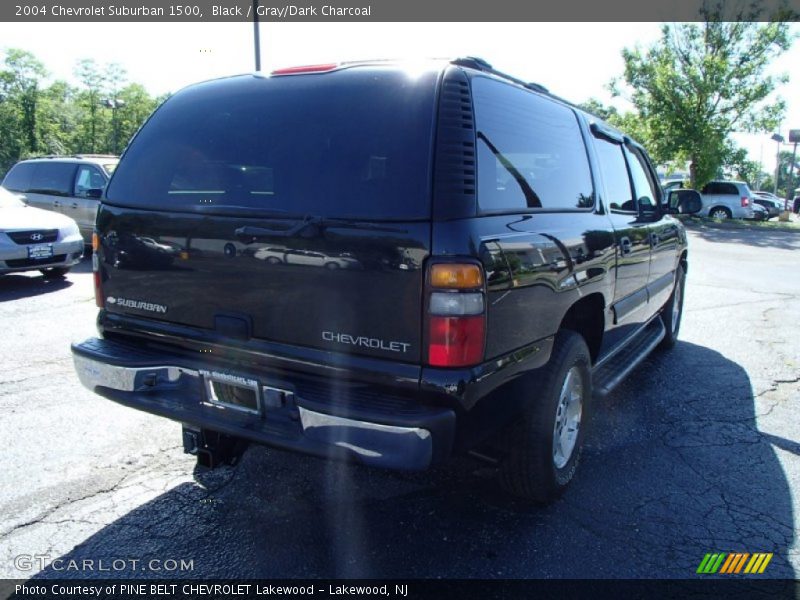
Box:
[671,277,682,334]
[710,208,730,220]
[552,366,583,469]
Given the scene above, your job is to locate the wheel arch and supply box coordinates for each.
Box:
[557,292,605,364]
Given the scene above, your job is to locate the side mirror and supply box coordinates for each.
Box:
[668,189,702,215]
[86,188,103,199]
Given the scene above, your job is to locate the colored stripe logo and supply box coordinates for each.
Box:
[697,552,773,574]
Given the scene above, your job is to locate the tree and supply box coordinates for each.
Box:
[576,98,651,142]
[74,58,107,152]
[103,63,128,153]
[577,98,620,122]
[723,146,769,189]
[37,80,82,155]
[771,149,799,197]
[613,13,793,189]
[114,83,159,151]
[0,49,47,162]
[0,50,162,176]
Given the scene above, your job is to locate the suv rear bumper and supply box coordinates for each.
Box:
[72,337,455,470]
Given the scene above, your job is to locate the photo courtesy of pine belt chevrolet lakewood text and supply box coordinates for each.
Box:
[71,57,702,504]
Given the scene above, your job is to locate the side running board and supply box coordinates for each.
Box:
[592,317,666,398]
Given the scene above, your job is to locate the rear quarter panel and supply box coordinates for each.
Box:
[432,212,617,360]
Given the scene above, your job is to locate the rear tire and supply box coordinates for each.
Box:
[500,330,592,504]
[709,207,731,220]
[40,267,70,279]
[659,265,685,350]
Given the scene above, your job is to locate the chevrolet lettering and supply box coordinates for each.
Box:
[72,58,701,503]
[322,331,410,353]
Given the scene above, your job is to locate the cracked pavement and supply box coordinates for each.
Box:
[0,226,797,579]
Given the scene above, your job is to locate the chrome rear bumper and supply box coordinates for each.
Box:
[72,340,451,470]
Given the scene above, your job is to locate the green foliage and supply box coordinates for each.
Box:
[771,149,799,197]
[614,14,794,189]
[0,49,161,178]
[723,146,769,189]
[577,98,620,122]
[0,49,48,172]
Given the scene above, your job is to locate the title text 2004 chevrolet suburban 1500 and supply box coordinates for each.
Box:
[71,58,702,503]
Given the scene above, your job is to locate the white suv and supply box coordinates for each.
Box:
[699,180,755,220]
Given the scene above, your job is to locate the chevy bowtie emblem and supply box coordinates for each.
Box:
[30,233,43,241]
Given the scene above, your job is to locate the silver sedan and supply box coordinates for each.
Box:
[0,187,84,278]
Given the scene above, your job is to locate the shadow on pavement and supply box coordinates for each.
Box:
[0,274,73,301]
[31,342,795,579]
[684,224,800,249]
[0,257,91,302]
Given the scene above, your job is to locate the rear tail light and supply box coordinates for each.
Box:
[92,232,103,308]
[428,316,485,367]
[429,292,484,315]
[426,262,486,368]
[430,263,483,289]
[741,196,750,207]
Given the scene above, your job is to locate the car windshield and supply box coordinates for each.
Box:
[0,187,25,208]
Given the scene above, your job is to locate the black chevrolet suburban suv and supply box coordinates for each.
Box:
[72,58,701,503]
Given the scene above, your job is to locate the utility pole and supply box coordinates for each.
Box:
[787,129,799,213]
[771,133,783,198]
[103,98,126,155]
[253,0,261,71]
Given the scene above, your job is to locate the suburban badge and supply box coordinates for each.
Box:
[107,296,168,314]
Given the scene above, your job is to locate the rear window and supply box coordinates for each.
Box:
[2,162,35,192]
[106,69,438,220]
[703,182,738,195]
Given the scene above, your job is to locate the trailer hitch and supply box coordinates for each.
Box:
[182,426,249,469]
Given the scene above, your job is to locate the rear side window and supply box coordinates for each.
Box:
[30,163,77,196]
[2,162,35,192]
[702,182,738,195]
[106,70,438,220]
[472,77,594,212]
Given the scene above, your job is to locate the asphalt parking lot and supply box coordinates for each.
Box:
[0,227,798,580]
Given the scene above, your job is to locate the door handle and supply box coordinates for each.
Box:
[619,236,632,256]
[53,200,61,207]
[650,232,660,247]
[71,202,79,209]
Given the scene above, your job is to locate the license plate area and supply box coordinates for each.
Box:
[201,370,261,415]
[28,244,54,260]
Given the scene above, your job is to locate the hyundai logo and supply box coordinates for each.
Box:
[30,233,43,241]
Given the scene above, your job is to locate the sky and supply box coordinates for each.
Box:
[0,21,798,176]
